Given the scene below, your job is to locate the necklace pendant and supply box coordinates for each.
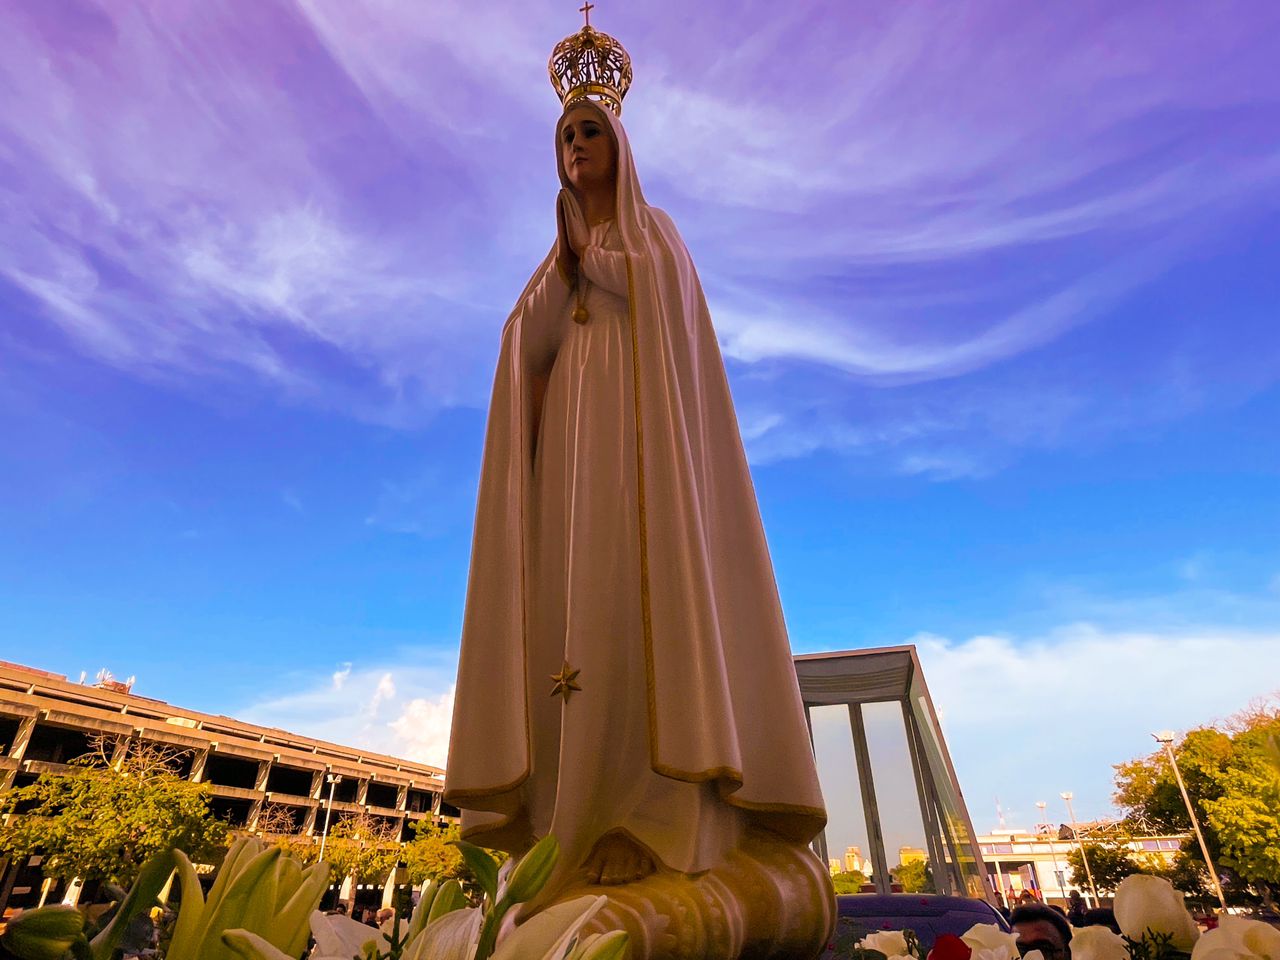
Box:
[572,304,589,324]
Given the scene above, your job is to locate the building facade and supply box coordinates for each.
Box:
[979,827,1186,908]
[0,661,453,914]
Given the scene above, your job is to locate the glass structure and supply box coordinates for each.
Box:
[794,645,990,900]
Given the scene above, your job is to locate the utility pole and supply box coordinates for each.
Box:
[319,773,342,861]
[1038,800,1066,905]
[1061,792,1099,907]
[1153,731,1228,911]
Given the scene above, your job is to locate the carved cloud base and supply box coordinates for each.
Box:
[540,829,835,960]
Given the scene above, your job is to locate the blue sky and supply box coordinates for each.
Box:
[2,0,1279,846]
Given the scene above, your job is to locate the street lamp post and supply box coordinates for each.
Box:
[1038,800,1065,905]
[1061,792,1099,907]
[1153,731,1228,912]
[318,773,342,861]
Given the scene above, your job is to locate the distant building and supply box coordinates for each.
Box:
[0,661,452,915]
[979,826,1187,907]
[843,844,871,876]
[898,846,927,866]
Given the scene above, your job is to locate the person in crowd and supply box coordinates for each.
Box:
[119,906,157,958]
[1010,903,1074,960]
[1080,907,1122,934]
[324,902,348,917]
[1067,890,1087,926]
[993,890,1011,921]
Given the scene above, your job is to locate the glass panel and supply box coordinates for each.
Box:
[909,689,987,898]
[862,700,934,893]
[809,704,874,893]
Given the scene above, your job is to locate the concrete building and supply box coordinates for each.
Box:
[979,826,1187,908]
[843,845,871,876]
[0,661,452,914]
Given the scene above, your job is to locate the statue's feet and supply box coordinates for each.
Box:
[583,830,656,885]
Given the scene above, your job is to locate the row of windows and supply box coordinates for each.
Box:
[980,838,1182,856]
[1,688,434,780]
[1,719,441,813]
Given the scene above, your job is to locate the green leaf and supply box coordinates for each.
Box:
[406,880,437,942]
[220,930,295,960]
[449,840,499,904]
[169,849,209,960]
[504,836,559,904]
[1,906,86,960]
[573,931,628,960]
[189,845,282,960]
[274,862,333,959]
[89,848,177,960]
[426,879,467,924]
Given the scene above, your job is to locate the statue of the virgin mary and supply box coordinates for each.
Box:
[444,17,833,959]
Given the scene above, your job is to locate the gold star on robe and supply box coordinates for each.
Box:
[549,661,582,703]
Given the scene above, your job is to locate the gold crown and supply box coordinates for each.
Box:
[548,5,632,116]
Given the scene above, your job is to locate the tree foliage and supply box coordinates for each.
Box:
[0,737,227,886]
[1066,841,1142,893]
[401,820,468,886]
[1112,698,1280,906]
[323,812,401,884]
[831,870,869,895]
[891,859,934,893]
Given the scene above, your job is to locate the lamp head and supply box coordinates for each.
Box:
[1060,791,1073,801]
[1153,730,1175,745]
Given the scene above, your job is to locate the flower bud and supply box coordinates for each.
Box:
[505,835,560,904]
[1,906,86,960]
[574,930,630,960]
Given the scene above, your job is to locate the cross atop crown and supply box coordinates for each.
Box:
[548,4,633,116]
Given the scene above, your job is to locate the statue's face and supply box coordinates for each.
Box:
[560,105,616,193]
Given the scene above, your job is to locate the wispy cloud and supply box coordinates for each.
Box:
[817,622,1280,860]
[241,658,457,767]
[3,0,1278,464]
[916,626,1280,825]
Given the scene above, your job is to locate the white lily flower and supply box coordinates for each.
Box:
[859,930,911,956]
[962,923,1021,960]
[1071,924,1129,960]
[490,896,608,960]
[401,908,483,960]
[307,911,388,960]
[1190,916,1280,960]
[1113,875,1200,951]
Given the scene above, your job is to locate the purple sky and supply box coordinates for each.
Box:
[3,0,1280,853]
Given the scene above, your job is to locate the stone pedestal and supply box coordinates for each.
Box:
[543,830,835,960]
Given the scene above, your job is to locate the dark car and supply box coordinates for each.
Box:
[822,894,1010,959]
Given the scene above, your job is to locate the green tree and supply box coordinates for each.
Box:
[1065,841,1142,893]
[830,870,869,895]
[401,821,467,886]
[1154,851,1211,900]
[1112,700,1280,907]
[891,859,934,893]
[324,813,401,884]
[0,739,227,886]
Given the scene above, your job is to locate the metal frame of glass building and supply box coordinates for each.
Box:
[795,645,990,900]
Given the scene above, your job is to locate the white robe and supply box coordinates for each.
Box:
[444,104,825,897]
